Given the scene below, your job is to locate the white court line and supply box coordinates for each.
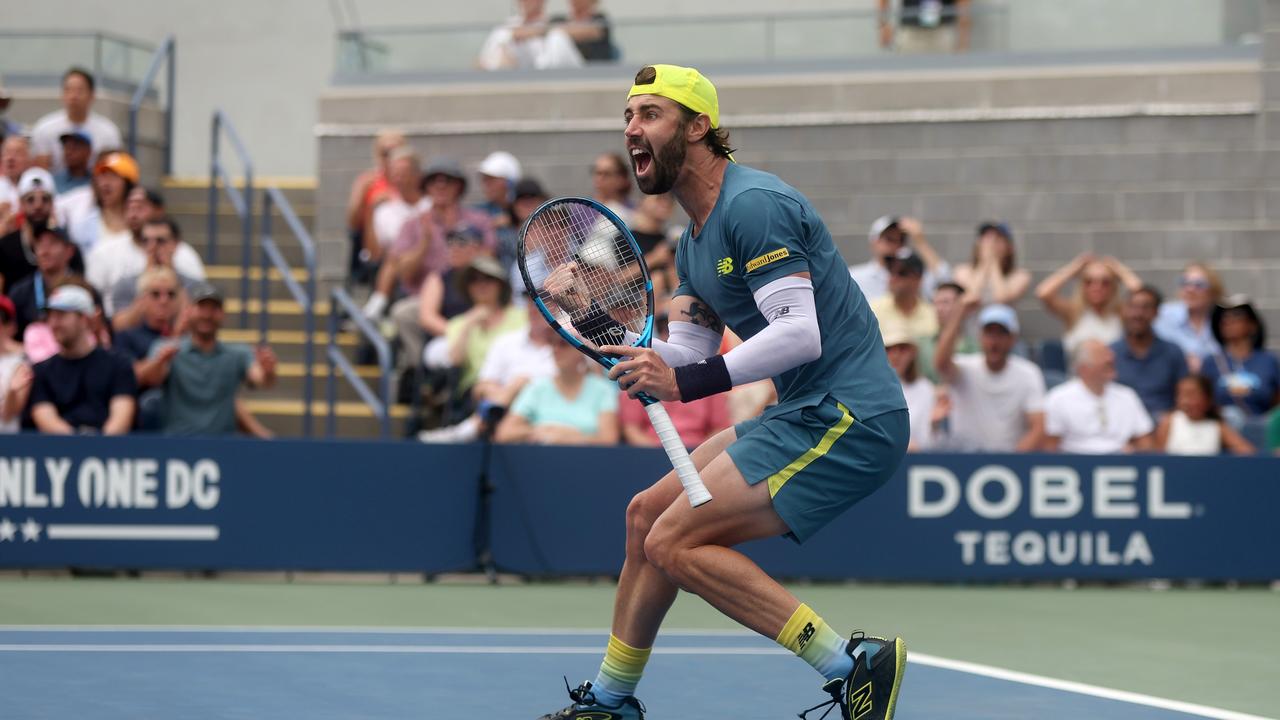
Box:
[0,632,1271,720]
[0,625,753,637]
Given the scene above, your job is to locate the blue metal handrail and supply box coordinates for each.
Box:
[208,110,254,325]
[327,288,392,439]
[261,187,318,438]
[127,34,175,176]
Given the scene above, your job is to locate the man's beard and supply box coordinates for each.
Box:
[26,216,50,234]
[635,134,686,195]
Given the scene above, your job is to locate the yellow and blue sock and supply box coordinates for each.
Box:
[777,603,873,682]
[590,634,652,708]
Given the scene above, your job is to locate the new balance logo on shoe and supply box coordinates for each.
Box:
[848,680,874,720]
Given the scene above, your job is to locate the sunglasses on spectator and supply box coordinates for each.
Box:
[891,268,921,278]
[147,288,178,299]
[1083,276,1113,286]
[1180,277,1210,290]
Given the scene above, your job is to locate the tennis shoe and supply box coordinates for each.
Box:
[798,633,907,720]
[537,679,646,720]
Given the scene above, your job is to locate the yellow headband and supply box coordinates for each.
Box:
[628,64,721,129]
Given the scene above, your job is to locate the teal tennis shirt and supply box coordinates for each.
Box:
[673,162,906,420]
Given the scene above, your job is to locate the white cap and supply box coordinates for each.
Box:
[477,151,522,183]
[46,285,95,316]
[977,304,1020,334]
[868,215,899,243]
[17,167,57,198]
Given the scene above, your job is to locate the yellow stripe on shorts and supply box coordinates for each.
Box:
[766,402,855,497]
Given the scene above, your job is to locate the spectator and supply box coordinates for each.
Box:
[952,221,1030,306]
[935,300,1046,452]
[28,285,135,434]
[1036,253,1142,360]
[495,334,619,446]
[473,151,522,226]
[474,151,523,273]
[362,149,430,319]
[0,135,32,234]
[507,178,550,297]
[1268,410,1280,456]
[590,152,634,224]
[870,249,938,341]
[1201,295,1280,421]
[1110,286,1188,418]
[1154,261,1223,373]
[8,226,78,339]
[1155,375,1254,456]
[136,283,278,436]
[112,266,182,362]
[428,256,526,398]
[1043,339,1154,454]
[883,327,943,451]
[389,158,496,367]
[1,168,61,292]
[629,193,679,307]
[66,151,138,258]
[346,129,405,279]
[549,0,616,62]
[418,300,557,443]
[109,216,201,331]
[617,318,730,449]
[848,215,949,301]
[0,295,27,433]
[478,0,585,71]
[930,281,978,355]
[29,67,122,174]
[879,0,971,53]
[52,130,93,194]
[86,187,203,308]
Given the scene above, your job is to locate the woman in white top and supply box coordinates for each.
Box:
[66,151,136,258]
[884,327,945,451]
[1155,375,1254,456]
[952,222,1031,306]
[1036,253,1142,360]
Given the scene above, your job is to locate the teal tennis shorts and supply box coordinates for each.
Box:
[726,396,908,544]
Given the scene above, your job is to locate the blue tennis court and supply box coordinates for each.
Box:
[0,626,1267,720]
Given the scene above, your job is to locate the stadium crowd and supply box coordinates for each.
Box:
[341,130,1280,457]
[0,68,277,439]
[2,60,1278,457]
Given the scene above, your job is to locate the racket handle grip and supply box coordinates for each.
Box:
[644,402,713,507]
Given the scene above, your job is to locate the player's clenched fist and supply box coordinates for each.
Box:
[544,261,587,312]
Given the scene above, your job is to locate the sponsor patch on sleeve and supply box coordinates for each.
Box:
[745,247,790,273]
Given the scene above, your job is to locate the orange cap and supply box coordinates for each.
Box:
[94,151,140,183]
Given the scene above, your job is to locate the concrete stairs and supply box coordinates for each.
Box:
[161,179,410,439]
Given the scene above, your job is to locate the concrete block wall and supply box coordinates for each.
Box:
[316,51,1279,349]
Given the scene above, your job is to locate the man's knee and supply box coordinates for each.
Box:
[624,491,663,558]
[642,518,689,585]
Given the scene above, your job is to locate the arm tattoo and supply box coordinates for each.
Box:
[681,300,725,333]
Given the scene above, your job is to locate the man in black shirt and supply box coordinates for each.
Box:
[8,226,78,340]
[29,284,135,434]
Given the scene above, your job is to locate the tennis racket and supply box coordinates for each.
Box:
[517,197,712,508]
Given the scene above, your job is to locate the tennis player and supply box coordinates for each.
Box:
[539,64,910,720]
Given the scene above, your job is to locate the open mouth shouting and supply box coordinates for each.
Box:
[630,145,653,179]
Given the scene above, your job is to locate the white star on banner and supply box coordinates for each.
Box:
[20,518,41,542]
[0,517,15,542]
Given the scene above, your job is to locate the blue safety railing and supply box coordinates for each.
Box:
[327,288,392,440]
[208,110,254,325]
[261,187,318,437]
[126,34,175,176]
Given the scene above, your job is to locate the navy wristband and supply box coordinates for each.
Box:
[674,355,732,402]
[570,302,627,347]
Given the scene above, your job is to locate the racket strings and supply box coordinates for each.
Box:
[524,202,649,340]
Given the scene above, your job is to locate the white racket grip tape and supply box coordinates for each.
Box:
[644,401,713,507]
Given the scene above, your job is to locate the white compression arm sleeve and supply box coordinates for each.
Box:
[648,321,722,367]
[723,276,821,386]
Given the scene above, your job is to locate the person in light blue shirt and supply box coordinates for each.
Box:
[1153,261,1222,372]
[494,336,618,445]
